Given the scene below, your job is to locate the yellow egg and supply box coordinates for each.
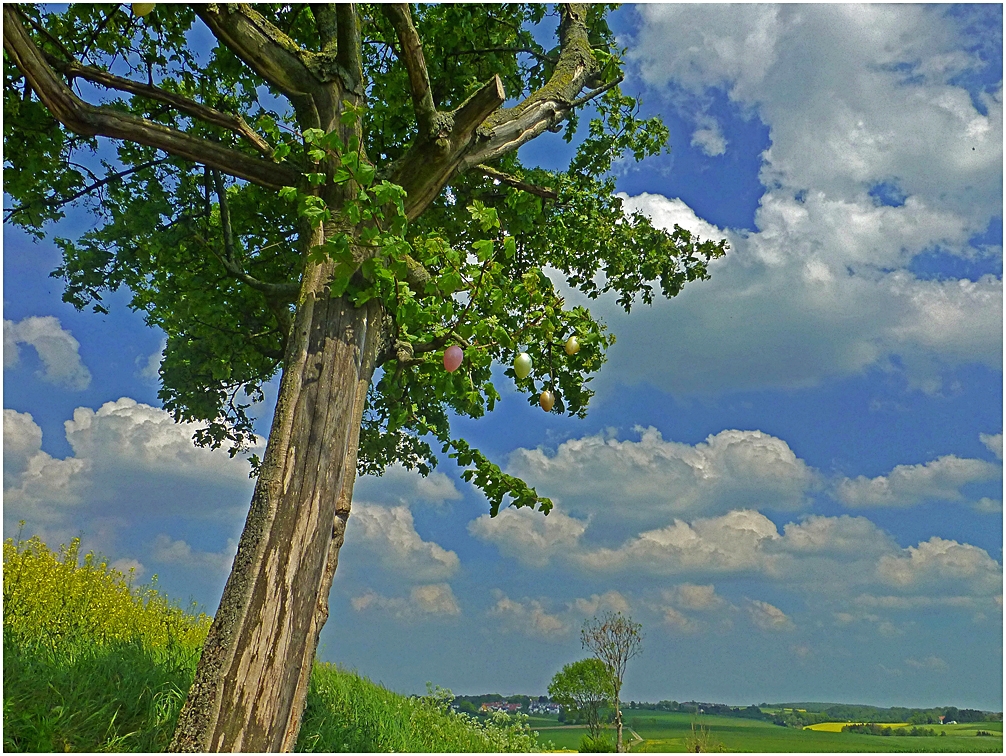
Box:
[539,390,555,412]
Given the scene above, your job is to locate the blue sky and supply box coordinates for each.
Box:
[4,4,1003,710]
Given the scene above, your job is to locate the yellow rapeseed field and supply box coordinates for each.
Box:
[805,722,911,732]
[3,529,211,652]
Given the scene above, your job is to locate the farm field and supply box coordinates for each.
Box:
[530,712,1004,753]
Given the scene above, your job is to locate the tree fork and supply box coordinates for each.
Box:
[169,245,384,752]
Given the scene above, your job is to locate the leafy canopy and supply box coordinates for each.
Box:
[547,657,613,738]
[4,4,727,515]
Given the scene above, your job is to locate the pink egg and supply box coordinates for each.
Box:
[443,345,463,372]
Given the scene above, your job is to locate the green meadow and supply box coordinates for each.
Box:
[531,712,1003,753]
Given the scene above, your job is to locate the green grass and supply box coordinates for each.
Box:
[3,532,544,753]
[617,711,1003,753]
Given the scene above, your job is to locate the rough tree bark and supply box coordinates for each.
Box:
[5,3,601,750]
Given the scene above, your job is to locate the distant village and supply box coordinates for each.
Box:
[449,695,561,716]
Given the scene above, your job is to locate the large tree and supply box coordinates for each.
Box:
[4,3,725,751]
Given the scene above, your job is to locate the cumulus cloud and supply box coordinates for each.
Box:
[352,583,461,618]
[974,497,1002,513]
[575,509,782,575]
[665,583,728,612]
[655,584,732,633]
[578,4,1004,397]
[138,342,164,382]
[149,534,238,574]
[746,599,795,632]
[489,590,569,637]
[3,399,259,550]
[349,504,460,581]
[877,536,1003,595]
[487,589,633,639]
[469,495,1001,609]
[4,316,92,390]
[355,463,462,508]
[835,454,1001,507]
[980,432,1003,460]
[571,591,631,617]
[468,505,588,568]
[3,409,88,516]
[779,515,898,556]
[505,426,817,521]
[661,606,701,634]
[691,116,727,156]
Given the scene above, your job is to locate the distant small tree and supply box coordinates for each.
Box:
[548,658,613,739]
[581,612,643,752]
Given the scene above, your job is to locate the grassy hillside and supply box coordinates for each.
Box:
[2,532,543,753]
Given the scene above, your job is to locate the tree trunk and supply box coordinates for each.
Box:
[169,245,383,752]
[616,698,624,752]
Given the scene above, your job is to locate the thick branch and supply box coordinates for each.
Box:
[475,164,557,200]
[392,75,506,220]
[460,3,599,170]
[335,4,363,90]
[383,4,436,137]
[3,6,300,191]
[310,4,338,53]
[390,4,597,220]
[49,55,273,155]
[195,5,319,102]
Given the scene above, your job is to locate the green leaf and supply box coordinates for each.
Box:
[473,239,494,262]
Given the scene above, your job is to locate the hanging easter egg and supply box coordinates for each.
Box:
[564,335,581,356]
[514,352,532,379]
[443,345,463,372]
[132,3,156,16]
[539,390,555,412]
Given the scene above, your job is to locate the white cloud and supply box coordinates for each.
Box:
[746,599,795,632]
[575,509,782,575]
[3,399,260,552]
[469,493,1001,611]
[974,497,1002,514]
[355,463,462,508]
[489,590,569,637]
[876,536,1002,597]
[665,583,728,612]
[3,409,88,515]
[352,583,460,618]
[349,504,460,581]
[571,590,631,617]
[505,426,817,521]
[4,316,92,390]
[691,116,727,156]
[905,655,949,672]
[583,5,1004,397]
[661,605,701,634]
[138,342,164,382]
[468,505,588,568]
[149,534,238,574]
[835,454,1001,507]
[980,432,1003,460]
[779,515,898,556]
